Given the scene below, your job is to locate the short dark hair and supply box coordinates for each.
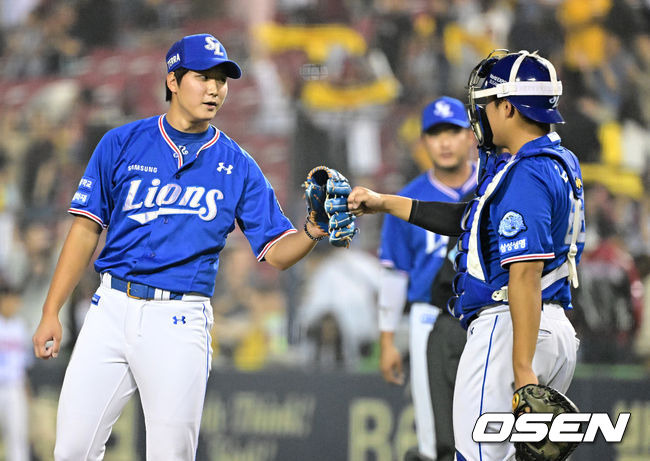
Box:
[165,67,190,101]
[495,98,551,133]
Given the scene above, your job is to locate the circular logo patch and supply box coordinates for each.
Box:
[498,211,527,238]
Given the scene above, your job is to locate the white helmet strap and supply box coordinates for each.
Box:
[473,50,562,100]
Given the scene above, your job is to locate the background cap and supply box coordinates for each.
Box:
[166,33,242,79]
[421,96,470,132]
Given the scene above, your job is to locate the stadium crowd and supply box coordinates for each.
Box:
[0,0,649,377]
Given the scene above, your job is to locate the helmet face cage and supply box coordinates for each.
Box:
[466,49,564,146]
[466,49,508,147]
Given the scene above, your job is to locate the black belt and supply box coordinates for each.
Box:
[109,275,184,300]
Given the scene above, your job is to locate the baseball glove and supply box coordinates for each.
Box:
[512,384,580,461]
[303,166,358,247]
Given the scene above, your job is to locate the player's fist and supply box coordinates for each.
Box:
[33,313,62,359]
[347,186,385,216]
[379,332,404,385]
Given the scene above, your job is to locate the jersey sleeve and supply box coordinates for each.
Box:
[491,159,555,267]
[377,267,408,332]
[378,213,414,272]
[68,131,117,228]
[236,154,296,261]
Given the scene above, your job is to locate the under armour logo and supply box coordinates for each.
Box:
[434,101,453,118]
[217,162,233,174]
[172,315,186,325]
[204,37,225,56]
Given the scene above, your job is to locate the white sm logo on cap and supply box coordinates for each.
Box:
[204,37,225,56]
[434,101,453,118]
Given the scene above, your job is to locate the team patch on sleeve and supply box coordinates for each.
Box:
[78,177,94,191]
[498,211,527,238]
[71,176,95,205]
[72,191,90,205]
[499,237,527,255]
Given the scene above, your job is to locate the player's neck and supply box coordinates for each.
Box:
[431,161,473,189]
[502,122,548,155]
[164,110,211,134]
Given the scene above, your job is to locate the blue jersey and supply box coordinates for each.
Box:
[485,153,583,291]
[450,133,585,329]
[379,167,476,304]
[69,115,295,296]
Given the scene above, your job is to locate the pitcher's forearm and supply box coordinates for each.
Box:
[42,217,102,316]
[264,229,318,270]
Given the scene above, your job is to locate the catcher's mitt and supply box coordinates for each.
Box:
[512,384,580,461]
[303,166,358,247]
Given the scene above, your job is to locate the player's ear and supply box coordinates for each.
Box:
[503,100,516,119]
[166,72,179,96]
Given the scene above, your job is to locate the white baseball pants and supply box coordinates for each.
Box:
[54,283,213,461]
[453,303,579,461]
[410,303,439,460]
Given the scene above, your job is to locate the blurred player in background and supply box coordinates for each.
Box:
[0,282,31,461]
[377,97,475,461]
[31,33,336,461]
[348,49,585,460]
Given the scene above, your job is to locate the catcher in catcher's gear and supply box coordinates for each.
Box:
[303,166,358,248]
[512,384,580,461]
[347,49,585,461]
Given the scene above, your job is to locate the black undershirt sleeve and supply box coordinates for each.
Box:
[408,200,467,236]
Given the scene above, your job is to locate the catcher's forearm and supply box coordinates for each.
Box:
[408,200,466,236]
[508,261,544,387]
[375,194,413,221]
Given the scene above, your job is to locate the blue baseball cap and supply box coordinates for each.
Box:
[166,33,242,79]
[421,96,470,132]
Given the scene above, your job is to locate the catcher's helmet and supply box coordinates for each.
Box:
[467,50,563,146]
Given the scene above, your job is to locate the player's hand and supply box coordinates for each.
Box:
[33,313,62,359]
[347,187,385,216]
[379,336,404,385]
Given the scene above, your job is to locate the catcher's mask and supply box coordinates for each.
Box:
[467,49,564,147]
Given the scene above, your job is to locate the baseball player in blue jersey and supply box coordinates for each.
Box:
[31,33,354,461]
[378,97,476,461]
[349,50,585,461]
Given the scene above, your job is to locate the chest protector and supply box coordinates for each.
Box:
[449,145,584,330]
